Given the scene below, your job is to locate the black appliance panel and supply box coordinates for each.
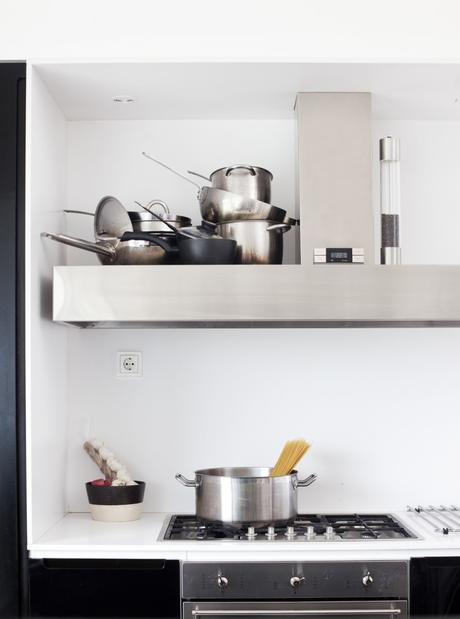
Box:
[28,559,180,618]
[182,561,409,600]
[0,61,26,618]
[411,556,460,615]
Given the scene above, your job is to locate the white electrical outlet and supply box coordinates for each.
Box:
[117,352,142,377]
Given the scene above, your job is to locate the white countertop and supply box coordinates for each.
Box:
[28,511,460,561]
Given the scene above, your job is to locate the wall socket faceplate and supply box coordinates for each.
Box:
[117,352,142,377]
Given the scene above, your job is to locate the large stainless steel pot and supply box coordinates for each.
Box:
[189,165,273,203]
[176,467,316,526]
[216,220,291,264]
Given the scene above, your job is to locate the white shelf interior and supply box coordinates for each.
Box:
[27,60,460,547]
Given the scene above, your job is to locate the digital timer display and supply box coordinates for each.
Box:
[330,251,348,260]
[326,248,353,263]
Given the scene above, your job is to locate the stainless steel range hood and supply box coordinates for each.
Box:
[53,263,460,327]
[51,92,460,328]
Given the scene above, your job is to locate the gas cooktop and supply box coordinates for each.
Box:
[160,513,417,541]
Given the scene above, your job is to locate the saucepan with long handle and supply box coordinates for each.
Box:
[41,231,179,265]
[141,152,287,224]
[42,195,177,265]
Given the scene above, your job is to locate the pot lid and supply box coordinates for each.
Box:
[94,196,133,239]
[210,165,273,180]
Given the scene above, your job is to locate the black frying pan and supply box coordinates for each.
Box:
[121,231,236,265]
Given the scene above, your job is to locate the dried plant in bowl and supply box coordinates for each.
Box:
[83,438,145,522]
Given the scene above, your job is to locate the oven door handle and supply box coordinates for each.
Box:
[192,610,402,616]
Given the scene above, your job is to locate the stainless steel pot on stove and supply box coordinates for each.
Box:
[216,220,292,264]
[175,467,317,526]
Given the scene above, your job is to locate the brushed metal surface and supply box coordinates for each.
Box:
[53,264,460,326]
[175,468,310,525]
[216,221,290,264]
[296,93,373,261]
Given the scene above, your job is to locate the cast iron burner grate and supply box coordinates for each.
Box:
[161,513,416,541]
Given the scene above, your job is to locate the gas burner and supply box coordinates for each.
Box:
[160,513,417,541]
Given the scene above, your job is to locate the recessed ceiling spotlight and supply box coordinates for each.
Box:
[112,96,135,104]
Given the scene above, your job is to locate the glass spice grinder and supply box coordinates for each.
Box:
[380,136,401,265]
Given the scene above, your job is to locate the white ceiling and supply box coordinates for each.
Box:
[34,61,460,121]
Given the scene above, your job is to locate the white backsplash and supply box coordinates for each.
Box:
[66,327,460,514]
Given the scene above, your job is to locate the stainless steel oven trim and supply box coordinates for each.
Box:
[191,611,402,616]
[183,601,407,618]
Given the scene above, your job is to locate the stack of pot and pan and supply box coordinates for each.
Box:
[41,197,237,265]
[142,153,295,264]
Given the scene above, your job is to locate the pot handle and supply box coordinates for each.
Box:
[144,199,170,215]
[121,231,179,255]
[187,170,212,182]
[266,223,291,234]
[41,232,116,259]
[63,209,95,216]
[175,473,198,488]
[295,473,317,488]
[142,152,202,190]
[225,165,256,177]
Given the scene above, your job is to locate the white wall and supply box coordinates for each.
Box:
[28,68,69,541]
[66,327,460,513]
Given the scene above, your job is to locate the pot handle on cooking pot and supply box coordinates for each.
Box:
[175,473,198,488]
[225,165,256,177]
[295,473,317,488]
[121,231,179,255]
[266,223,291,234]
[41,232,116,259]
[187,170,212,182]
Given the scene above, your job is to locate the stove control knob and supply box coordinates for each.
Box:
[285,526,297,540]
[362,572,374,587]
[217,574,229,589]
[265,526,277,540]
[290,576,305,589]
[325,526,335,540]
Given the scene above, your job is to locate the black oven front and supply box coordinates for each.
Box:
[182,561,408,619]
